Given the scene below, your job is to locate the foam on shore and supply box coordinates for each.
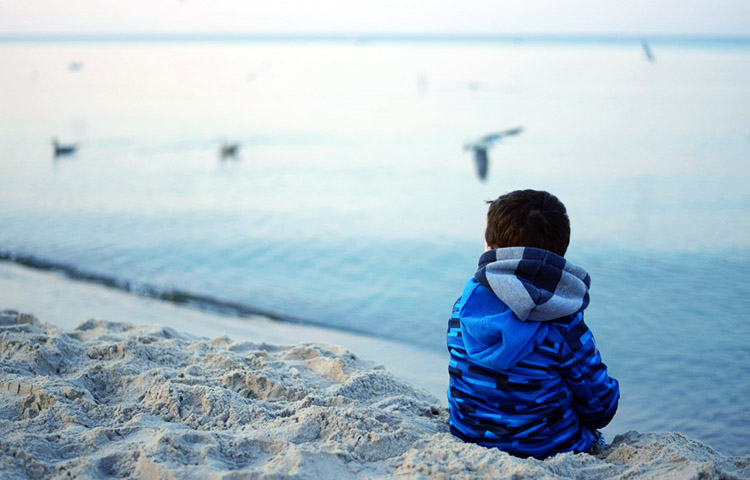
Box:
[1,311,748,479]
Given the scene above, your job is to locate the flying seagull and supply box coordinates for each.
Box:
[641,41,655,63]
[463,127,523,181]
[52,138,78,157]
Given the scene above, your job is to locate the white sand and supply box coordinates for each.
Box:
[2,311,748,479]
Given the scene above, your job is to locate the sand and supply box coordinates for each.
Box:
[1,310,748,479]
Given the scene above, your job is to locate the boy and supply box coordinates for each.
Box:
[446,189,619,459]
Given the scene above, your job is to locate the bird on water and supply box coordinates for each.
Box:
[463,127,523,181]
[220,142,240,160]
[51,138,78,157]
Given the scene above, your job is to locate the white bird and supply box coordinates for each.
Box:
[52,138,78,157]
[463,127,523,181]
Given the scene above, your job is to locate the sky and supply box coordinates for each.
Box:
[1,0,749,37]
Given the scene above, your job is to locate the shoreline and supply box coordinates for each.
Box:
[2,310,748,479]
[0,261,448,403]
[0,251,370,334]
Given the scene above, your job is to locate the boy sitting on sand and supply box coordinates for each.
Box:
[447,189,619,459]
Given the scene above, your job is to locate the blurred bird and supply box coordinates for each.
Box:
[220,142,240,160]
[68,61,84,72]
[463,127,523,181]
[417,73,428,92]
[52,138,78,157]
[641,41,655,63]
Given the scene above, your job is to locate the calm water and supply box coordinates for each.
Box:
[0,39,749,454]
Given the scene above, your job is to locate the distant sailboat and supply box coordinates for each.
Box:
[463,127,523,181]
[52,138,78,157]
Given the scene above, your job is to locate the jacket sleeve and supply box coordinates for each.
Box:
[560,313,619,430]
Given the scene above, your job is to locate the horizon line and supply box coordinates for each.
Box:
[1,32,750,45]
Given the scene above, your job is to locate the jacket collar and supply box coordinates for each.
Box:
[475,247,590,321]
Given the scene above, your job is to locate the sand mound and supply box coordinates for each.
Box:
[1,310,748,479]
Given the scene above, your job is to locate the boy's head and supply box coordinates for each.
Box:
[485,189,570,257]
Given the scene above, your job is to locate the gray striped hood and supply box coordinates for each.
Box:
[475,247,590,321]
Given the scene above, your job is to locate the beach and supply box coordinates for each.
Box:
[1,39,749,454]
[1,37,749,477]
[0,261,448,402]
[2,307,749,479]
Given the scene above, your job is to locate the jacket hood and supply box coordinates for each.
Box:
[475,247,590,322]
[457,247,590,370]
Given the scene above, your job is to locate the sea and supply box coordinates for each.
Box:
[0,35,748,455]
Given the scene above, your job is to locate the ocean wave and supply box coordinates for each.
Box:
[0,249,370,336]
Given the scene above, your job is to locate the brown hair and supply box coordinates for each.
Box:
[485,190,570,256]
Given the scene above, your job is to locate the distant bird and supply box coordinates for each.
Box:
[220,142,240,160]
[463,127,523,181]
[68,61,84,72]
[417,73,428,92]
[641,41,655,63]
[52,138,78,157]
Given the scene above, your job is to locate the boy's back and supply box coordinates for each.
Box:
[447,191,619,459]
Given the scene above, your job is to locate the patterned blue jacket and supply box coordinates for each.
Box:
[447,247,619,459]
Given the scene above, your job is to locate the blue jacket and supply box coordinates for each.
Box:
[447,247,619,459]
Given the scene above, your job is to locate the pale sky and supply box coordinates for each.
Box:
[1,0,749,36]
